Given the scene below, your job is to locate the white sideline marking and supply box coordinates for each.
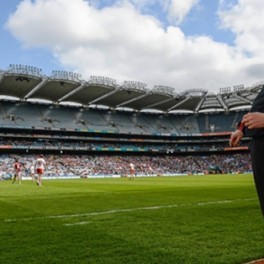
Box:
[63,221,91,227]
[4,198,256,223]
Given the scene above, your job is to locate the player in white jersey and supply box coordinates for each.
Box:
[34,154,46,186]
[129,162,135,180]
[30,165,35,181]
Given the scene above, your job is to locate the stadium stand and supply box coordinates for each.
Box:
[0,64,259,178]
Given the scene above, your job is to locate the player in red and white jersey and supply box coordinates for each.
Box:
[34,154,46,186]
[12,158,24,184]
[129,162,135,180]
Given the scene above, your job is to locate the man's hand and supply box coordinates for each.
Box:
[242,112,264,129]
[229,129,244,147]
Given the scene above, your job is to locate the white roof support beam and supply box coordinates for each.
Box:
[117,94,148,107]
[195,96,207,113]
[144,97,174,109]
[24,78,49,99]
[167,97,189,111]
[233,93,253,104]
[216,94,228,111]
[58,82,86,102]
[89,89,118,105]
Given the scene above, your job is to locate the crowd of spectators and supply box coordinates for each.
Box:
[0,153,251,179]
[0,137,248,153]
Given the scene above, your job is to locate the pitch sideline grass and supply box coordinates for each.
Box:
[0,174,264,264]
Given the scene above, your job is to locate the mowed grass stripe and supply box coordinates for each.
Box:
[4,197,257,223]
[1,174,264,264]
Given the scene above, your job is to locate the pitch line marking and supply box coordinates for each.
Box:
[4,197,256,223]
[63,221,92,227]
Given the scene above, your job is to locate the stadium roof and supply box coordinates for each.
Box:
[0,64,262,113]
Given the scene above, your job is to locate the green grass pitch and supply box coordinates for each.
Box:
[1,174,264,264]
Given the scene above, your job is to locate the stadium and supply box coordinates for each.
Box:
[0,64,257,178]
[1,64,264,264]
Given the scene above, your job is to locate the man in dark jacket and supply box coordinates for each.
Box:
[230,88,264,216]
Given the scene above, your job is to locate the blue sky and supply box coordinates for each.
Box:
[180,0,235,44]
[1,0,264,93]
[0,0,59,74]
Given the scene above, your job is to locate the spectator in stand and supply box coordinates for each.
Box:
[0,153,252,179]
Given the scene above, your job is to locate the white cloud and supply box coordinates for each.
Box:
[168,0,199,24]
[122,0,198,25]
[219,0,264,77]
[219,0,264,54]
[5,0,264,93]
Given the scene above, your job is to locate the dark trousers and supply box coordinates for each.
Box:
[250,138,264,216]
